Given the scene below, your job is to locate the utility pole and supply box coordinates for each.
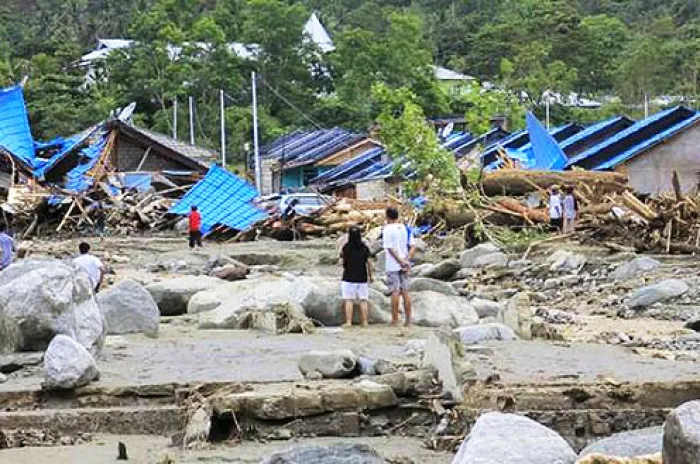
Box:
[644,94,649,119]
[188,96,195,145]
[544,91,551,129]
[220,89,226,169]
[173,99,178,140]
[252,71,261,192]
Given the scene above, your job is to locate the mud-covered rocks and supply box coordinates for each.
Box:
[0,259,105,353]
[303,280,390,326]
[411,292,478,327]
[663,400,700,464]
[612,257,661,280]
[262,443,386,464]
[423,259,461,280]
[298,350,358,379]
[147,276,223,316]
[452,412,577,464]
[454,323,518,344]
[547,249,587,272]
[197,277,315,329]
[43,335,99,390]
[410,277,459,296]
[210,264,249,281]
[579,427,662,458]
[97,280,159,336]
[460,243,500,268]
[422,331,473,401]
[499,292,533,339]
[626,279,689,309]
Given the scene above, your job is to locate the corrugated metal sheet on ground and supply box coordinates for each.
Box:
[170,165,266,233]
[60,128,110,193]
[0,86,35,167]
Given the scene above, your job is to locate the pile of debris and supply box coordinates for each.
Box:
[242,199,397,241]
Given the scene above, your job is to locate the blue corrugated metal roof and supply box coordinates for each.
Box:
[455,127,511,159]
[526,112,568,170]
[262,127,362,168]
[170,165,266,233]
[0,86,35,167]
[311,147,384,186]
[567,106,699,170]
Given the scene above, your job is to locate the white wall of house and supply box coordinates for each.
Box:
[621,122,700,195]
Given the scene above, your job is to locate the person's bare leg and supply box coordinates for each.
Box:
[402,291,412,326]
[343,300,353,327]
[391,293,400,326]
[359,301,369,327]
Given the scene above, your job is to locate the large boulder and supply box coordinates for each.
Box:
[146,276,223,316]
[410,277,459,296]
[411,292,479,328]
[454,323,518,345]
[43,334,99,390]
[210,264,249,281]
[626,279,689,309]
[423,259,461,280]
[0,259,105,353]
[262,443,385,464]
[460,243,500,268]
[97,280,159,336]
[471,252,508,269]
[452,412,577,464]
[612,257,661,281]
[547,250,587,272]
[197,277,315,329]
[663,400,700,463]
[580,427,662,459]
[298,350,358,379]
[470,298,503,319]
[302,280,390,326]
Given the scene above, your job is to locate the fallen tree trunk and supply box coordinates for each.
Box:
[480,170,628,197]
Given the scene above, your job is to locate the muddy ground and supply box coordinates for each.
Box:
[3,233,700,461]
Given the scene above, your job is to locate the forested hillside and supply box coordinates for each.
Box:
[0,0,698,163]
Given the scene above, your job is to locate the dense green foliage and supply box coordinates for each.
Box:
[0,0,699,165]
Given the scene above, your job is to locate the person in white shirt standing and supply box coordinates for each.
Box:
[73,242,105,292]
[383,207,415,327]
[548,186,563,233]
[563,186,578,233]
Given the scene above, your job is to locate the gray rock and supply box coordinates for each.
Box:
[453,268,476,280]
[197,277,315,329]
[298,350,358,379]
[411,277,459,296]
[422,331,473,401]
[547,249,587,272]
[452,412,576,464]
[262,443,385,464]
[0,352,43,374]
[147,276,223,316]
[498,293,533,340]
[544,275,581,289]
[210,264,249,281]
[0,259,105,354]
[454,323,518,345]
[471,252,508,269]
[470,298,502,319]
[664,400,700,464]
[612,256,661,280]
[0,373,6,383]
[411,292,479,328]
[43,334,99,390]
[460,243,500,268]
[183,404,212,449]
[579,426,662,458]
[303,280,390,326]
[412,263,436,277]
[98,280,159,336]
[423,259,461,280]
[626,279,689,309]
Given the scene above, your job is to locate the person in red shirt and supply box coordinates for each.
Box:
[188,205,202,249]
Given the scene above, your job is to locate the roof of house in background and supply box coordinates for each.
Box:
[560,115,635,160]
[311,147,387,188]
[0,86,35,169]
[567,106,700,170]
[305,12,334,52]
[170,165,266,233]
[261,127,363,168]
[433,66,474,81]
[114,122,218,164]
[454,127,511,159]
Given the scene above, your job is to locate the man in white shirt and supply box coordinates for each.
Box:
[549,186,563,232]
[383,207,415,326]
[73,242,105,292]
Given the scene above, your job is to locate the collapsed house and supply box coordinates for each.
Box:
[0,85,264,236]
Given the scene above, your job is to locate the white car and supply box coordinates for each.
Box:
[279,193,328,216]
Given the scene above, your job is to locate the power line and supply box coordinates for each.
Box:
[257,75,326,131]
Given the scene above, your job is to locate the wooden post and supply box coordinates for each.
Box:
[136,146,153,172]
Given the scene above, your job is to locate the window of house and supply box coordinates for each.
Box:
[302,167,318,186]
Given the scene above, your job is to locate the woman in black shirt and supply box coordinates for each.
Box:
[341,226,373,327]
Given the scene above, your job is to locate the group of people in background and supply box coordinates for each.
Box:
[549,186,578,233]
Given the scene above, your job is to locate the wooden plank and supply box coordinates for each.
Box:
[135,146,153,172]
